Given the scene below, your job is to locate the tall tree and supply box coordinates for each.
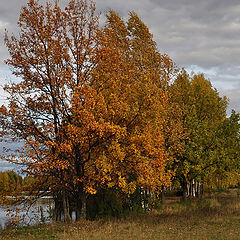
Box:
[205,110,240,189]
[1,0,106,220]
[103,10,180,200]
[170,70,228,199]
[0,0,176,220]
[0,171,23,205]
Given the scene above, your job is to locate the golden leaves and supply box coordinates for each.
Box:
[2,0,179,200]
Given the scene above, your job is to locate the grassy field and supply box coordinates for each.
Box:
[1,189,240,240]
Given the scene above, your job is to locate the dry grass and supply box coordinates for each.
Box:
[1,189,240,240]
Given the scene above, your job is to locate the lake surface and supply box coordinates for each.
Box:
[0,198,54,230]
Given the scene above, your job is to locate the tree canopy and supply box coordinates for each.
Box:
[0,0,177,220]
[0,0,239,222]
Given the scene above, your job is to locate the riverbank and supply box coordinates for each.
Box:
[0,198,54,230]
[1,189,240,240]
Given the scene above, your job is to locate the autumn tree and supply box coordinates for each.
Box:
[205,110,240,189]
[0,0,107,220]
[170,70,228,199]
[0,0,176,220]
[98,10,183,206]
[0,171,23,206]
[105,10,177,89]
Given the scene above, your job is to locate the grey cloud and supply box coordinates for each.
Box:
[187,65,240,88]
[0,0,240,113]
[136,0,240,71]
[220,88,240,114]
[0,161,21,172]
[1,0,239,70]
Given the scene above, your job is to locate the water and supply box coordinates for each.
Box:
[0,198,54,230]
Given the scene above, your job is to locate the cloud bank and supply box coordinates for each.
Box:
[0,0,239,112]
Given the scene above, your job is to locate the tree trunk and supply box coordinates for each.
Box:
[63,189,71,222]
[192,179,196,198]
[201,182,205,196]
[182,179,188,201]
[160,186,165,204]
[189,181,192,197]
[54,195,62,222]
[196,181,201,198]
[75,199,81,221]
[55,208,62,222]
[80,192,87,219]
[75,190,87,220]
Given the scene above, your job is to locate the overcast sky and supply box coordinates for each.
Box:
[0,0,240,170]
[1,0,240,113]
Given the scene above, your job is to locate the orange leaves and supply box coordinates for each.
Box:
[1,0,180,205]
[0,105,7,116]
[84,185,97,194]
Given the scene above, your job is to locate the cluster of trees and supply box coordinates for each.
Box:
[0,171,36,205]
[169,72,240,199]
[0,0,239,221]
[0,171,22,196]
